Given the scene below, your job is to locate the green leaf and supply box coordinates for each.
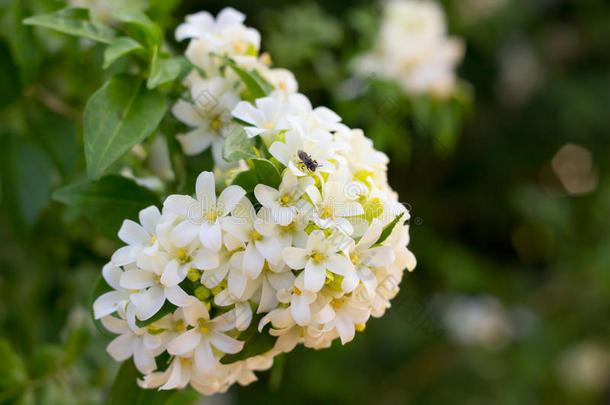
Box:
[231,169,258,191]
[220,314,276,364]
[84,75,166,179]
[52,175,160,239]
[113,10,161,49]
[23,7,116,44]
[0,40,21,107]
[0,339,28,393]
[109,360,198,404]
[221,56,273,100]
[374,212,404,246]
[147,50,186,89]
[6,0,42,84]
[0,133,53,234]
[104,37,144,69]
[222,125,257,162]
[88,275,116,339]
[252,158,281,189]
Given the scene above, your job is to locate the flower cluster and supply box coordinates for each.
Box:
[93,7,416,395]
[354,0,464,98]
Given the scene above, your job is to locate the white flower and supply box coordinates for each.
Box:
[93,263,130,319]
[231,94,293,138]
[102,315,163,374]
[306,181,364,235]
[275,274,316,326]
[167,302,244,375]
[254,171,313,225]
[172,76,240,164]
[221,198,283,279]
[176,7,246,41]
[354,0,464,98]
[268,129,334,177]
[111,206,161,266]
[253,207,308,248]
[282,230,354,292]
[164,171,245,251]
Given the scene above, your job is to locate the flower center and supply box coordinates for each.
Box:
[331,299,344,309]
[175,319,185,332]
[251,231,262,240]
[177,248,190,264]
[197,318,209,334]
[211,119,222,130]
[265,123,275,130]
[281,194,291,204]
[150,236,157,244]
[321,206,332,219]
[351,254,360,265]
[312,252,324,263]
[292,286,301,295]
[206,211,217,222]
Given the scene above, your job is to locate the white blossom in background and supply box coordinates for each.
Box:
[93,7,416,396]
[354,0,464,98]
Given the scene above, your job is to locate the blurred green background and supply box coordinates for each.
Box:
[1,0,609,404]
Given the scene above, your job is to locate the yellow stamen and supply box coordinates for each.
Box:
[293,286,301,295]
[312,252,324,262]
[331,299,343,309]
[180,357,189,364]
[265,123,275,130]
[321,207,332,218]
[175,319,185,332]
[251,231,262,240]
[233,42,245,53]
[281,194,291,204]
[176,248,189,263]
[206,211,217,222]
[200,326,208,334]
[260,52,272,66]
[279,81,287,91]
[150,236,157,244]
[351,254,360,265]
[211,119,222,130]
[355,323,366,332]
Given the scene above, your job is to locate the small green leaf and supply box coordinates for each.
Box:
[147,49,186,89]
[222,125,257,162]
[221,56,273,100]
[0,339,28,393]
[84,75,166,179]
[53,175,160,239]
[220,314,276,364]
[113,10,161,49]
[252,158,281,189]
[374,212,404,246]
[104,37,144,69]
[231,169,258,191]
[23,7,116,43]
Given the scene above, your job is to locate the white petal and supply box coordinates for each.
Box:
[325,254,353,276]
[232,101,264,126]
[120,270,157,290]
[254,184,279,208]
[218,186,246,216]
[172,99,205,126]
[133,286,165,320]
[139,206,161,234]
[111,246,134,266]
[93,291,127,319]
[194,340,216,375]
[183,301,210,325]
[160,260,187,287]
[282,247,308,269]
[304,260,326,292]
[291,294,311,326]
[177,128,214,155]
[255,237,282,265]
[164,195,197,218]
[118,220,149,245]
[170,221,200,247]
[335,317,355,345]
[107,333,134,361]
[234,302,252,331]
[165,286,196,307]
[195,171,216,209]
[363,246,395,267]
[199,222,222,251]
[242,243,264,279]
[102,263,123,290]
[167,329,202,355]
[191,248,219,270]
[209,331,244,354]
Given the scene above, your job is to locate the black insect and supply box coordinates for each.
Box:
[297,150,318,172]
